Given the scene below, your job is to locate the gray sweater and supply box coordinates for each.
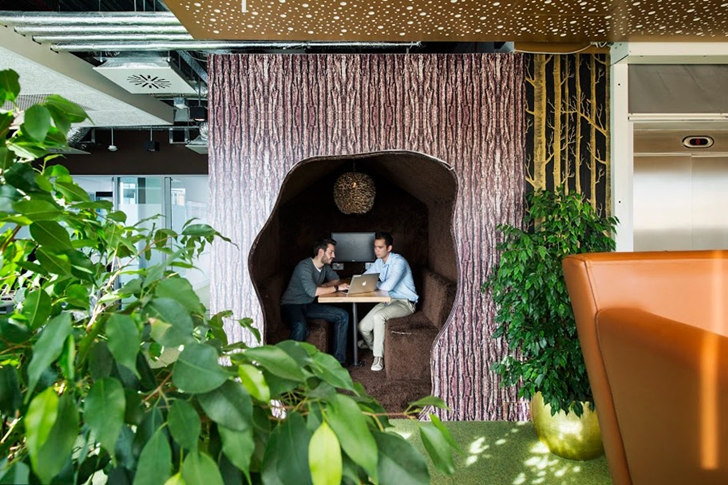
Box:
[280,258,339,305]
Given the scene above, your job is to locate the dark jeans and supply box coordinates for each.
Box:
[280,303,349,364]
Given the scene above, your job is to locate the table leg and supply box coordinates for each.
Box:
[351,302,363,367]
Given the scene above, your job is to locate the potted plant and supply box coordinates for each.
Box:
[0,69,458,484]
[483,186,617,460]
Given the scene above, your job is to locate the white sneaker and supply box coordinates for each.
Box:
[358,339,370,350]
[371,357,383,371]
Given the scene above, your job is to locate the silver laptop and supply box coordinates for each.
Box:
[346,273,380,295]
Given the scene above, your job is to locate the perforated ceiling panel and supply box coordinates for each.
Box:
[165,0,728,43]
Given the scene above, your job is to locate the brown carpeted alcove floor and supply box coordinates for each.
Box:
[346,347,434,414]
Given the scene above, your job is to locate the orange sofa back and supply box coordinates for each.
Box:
[563,250,728,485]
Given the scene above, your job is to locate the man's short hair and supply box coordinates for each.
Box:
[375,231,393,247]
[313,238,337,257]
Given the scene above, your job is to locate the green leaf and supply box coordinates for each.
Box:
[35,248,72,276]
[12,199,61,221]
[407,396,449,411]
[310,351,355,391]
[33,392,79,485]
[0,69,20,103]
[309,421,342,485]
[155,277,204,314]
[44,94,87,123]
[218,425,254,483]
[89,341,114,380]
[327,394,378,481]
[0,460,29,485]
[181,452,224,485]
[238,364,270,403]
[0,367,21,415]
[25,387,58,470]
[429,414,460,451]
[134,428,172,485]
[20,288,51,330]
[23,104,52,142]
[276,412,313,485]
[197,380,252,432]
[58,334,76,382]
[0,185,22,213]
[146,298,194,347]
[30,220,72,251]
[168,399,201,451]
[173,342,228,394]
[419,423,455,475]
[54,181,90,202]
[85,377,126,455]
[374,430,430,485]
[106,314,141,378]
[242,346,305,382]
[27,313,72,397]
[3,158,39,193]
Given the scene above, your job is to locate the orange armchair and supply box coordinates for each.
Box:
[563,250,728,485]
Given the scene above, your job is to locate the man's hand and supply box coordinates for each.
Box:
[338,282,350,292]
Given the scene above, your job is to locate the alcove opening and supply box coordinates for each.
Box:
[250,151,458,410]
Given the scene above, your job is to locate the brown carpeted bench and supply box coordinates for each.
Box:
[384,268,456,381]
[258,272,330,352]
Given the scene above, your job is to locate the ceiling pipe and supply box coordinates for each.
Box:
[14,25,190,35]
[51,40,422,52]
[0,11,181,26]
[32,33,195,43]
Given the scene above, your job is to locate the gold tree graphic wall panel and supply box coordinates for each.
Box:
[525,53,611,216]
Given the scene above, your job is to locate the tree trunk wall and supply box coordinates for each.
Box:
[208,54,526,421]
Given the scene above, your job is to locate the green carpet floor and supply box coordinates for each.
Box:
[392,420,613,485]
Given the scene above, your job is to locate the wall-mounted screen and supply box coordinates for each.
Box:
[331,232,376,262]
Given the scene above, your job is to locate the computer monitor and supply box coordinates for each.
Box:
[331,232,376,262]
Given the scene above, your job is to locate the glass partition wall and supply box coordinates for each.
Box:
[75,175,211,308]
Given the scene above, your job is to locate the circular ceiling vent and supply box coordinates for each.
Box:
[682,136,714,149]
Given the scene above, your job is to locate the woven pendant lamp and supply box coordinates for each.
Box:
[333,169,376,215]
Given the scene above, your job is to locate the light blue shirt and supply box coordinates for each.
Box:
[365,252,418,303]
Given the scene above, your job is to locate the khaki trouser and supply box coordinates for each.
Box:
[358,299,415,358]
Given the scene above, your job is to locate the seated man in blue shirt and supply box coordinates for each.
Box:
[358,231,418,371]
[280,238,350,364]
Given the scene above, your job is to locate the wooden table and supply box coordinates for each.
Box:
[319,290,391,367]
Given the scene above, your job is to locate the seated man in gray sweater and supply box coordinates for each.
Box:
[280,238,350,364]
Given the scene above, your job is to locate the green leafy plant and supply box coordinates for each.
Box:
[0,69,458,485]
[483,186,618,416]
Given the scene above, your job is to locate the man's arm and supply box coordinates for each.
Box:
[377,257,406,292]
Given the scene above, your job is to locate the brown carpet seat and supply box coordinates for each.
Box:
[258,272,330,352]
[384,268,456,381]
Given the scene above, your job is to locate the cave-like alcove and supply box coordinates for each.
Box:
[250,151,458,404]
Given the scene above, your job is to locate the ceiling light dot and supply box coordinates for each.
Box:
[400,32,406,35]
[280,14,286,18]
[420,11,427,15]
[340,1,346,5]
[193,2,201,6]
[406,5,413,9]
[493,1,500,5]
[308,30,314,34]
[368,10,375,14]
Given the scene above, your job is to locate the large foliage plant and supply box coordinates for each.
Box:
[483,186,617,417]
[0,69,458,485]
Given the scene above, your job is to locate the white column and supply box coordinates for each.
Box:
[610,56,634,252]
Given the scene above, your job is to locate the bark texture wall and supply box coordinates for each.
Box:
[525,53,610,215]
[208,54,525,421]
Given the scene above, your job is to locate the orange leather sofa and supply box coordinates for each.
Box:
[562,250,728,485]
